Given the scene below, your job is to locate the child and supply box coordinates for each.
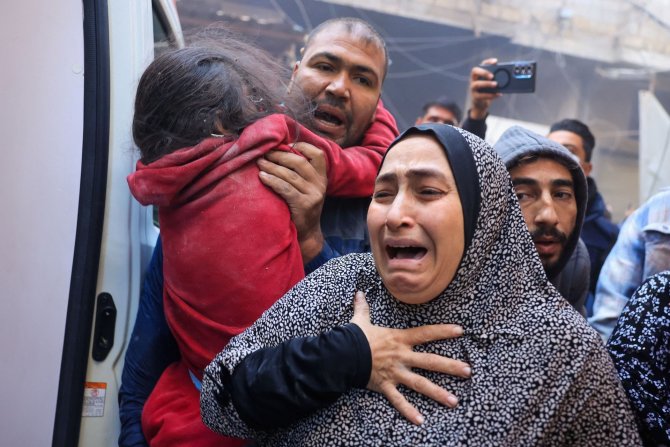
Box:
[126,34,396,447]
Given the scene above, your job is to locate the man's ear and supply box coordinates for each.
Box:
[582,161,593,177]
[415,116,423,125]
[288,61,300,92]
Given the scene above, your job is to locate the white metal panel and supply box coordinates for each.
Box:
[77,0,156,445]
[78,0,182,445]
[0,2,84,446]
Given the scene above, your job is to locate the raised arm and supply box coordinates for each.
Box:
[461,58,501,140]
[281,102,398,198]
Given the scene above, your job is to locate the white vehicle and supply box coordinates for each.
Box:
[0,1,182,445]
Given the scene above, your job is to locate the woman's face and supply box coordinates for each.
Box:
[368,134,465,305]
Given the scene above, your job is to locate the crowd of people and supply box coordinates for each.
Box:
[119,17,669,447]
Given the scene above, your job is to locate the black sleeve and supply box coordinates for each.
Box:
[461,112,487,140]
[208,323,371,430]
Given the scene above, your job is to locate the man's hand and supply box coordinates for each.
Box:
[257,142,328,264]
[468,57,502,120]
[350,291,471,425]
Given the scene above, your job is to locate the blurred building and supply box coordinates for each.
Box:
[176,0,670,220]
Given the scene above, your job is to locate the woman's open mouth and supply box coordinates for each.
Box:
[386,245,428,260]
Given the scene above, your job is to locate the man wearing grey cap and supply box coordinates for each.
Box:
[495,126,590,314]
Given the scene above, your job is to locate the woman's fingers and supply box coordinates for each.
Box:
[410,352,471,378]
[350,291,371,327]
[402,323,464,345]
[378,382,425,426]
[355,292,468,419]
[397,370,459,408]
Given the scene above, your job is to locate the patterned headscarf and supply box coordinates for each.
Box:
[202,125,640,446]
[374,124,549,328]
[384,124,481,258]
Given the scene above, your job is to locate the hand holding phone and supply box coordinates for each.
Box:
[478,61,536,94]
[468,58,501,120]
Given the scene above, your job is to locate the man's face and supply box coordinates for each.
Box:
[415,106,458,126]
[509,158,577,271]
[289,25,385,147]
[547,130,592,176]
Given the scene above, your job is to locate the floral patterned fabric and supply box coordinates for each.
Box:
[608,270,670,446]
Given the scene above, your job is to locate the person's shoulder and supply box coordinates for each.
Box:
[643,188,670,214]
[307,252,376,284]
[320,252,373,268]
[524,294,603,352]
[634,270,670,300]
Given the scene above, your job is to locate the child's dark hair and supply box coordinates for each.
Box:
[133,33,308,163]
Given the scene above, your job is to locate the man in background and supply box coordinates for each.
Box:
[590,188,670,341]
[548,119,619,315]
[415,58,501,140]
[495,125,590,315]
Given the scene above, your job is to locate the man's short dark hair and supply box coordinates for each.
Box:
[304,17,389,81]
[549,119,595,162]
[421,97,462,124]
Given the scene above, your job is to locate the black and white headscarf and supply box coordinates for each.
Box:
[202,125,640,446]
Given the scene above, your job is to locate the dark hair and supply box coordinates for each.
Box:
[421,97,462,124]
[549,119,595,162]
[304,17,389,81]
[133,33,309,164]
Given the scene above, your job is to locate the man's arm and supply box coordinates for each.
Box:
[641,222,670,280]
[461,58,501,140]
[258,101,397,266]
[118,238,180,447]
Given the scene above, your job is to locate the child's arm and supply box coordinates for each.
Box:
[288,101,399,198]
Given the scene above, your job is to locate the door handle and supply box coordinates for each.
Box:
[91,292,116,361]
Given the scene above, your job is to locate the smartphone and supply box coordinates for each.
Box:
[478,60,536,94]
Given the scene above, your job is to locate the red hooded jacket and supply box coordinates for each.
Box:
[127,106,397,446]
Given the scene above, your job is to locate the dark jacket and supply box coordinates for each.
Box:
[461,113,487,140]
[582,176,619,296]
